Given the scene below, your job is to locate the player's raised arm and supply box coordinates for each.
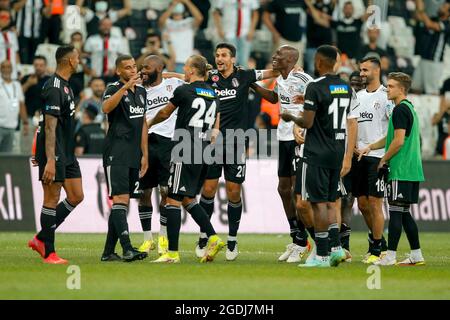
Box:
[147,102,177,128]
[102,74,140,114]
[250,83,278,103]
[162,72,185,81]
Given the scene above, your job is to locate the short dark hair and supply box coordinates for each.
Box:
[360,55,381,68]
[115,54,134,68]
[34,55,47,64]
[88,76,104,86]
[70,31,83,39]
[55,45,75,64]
[316,45,337,64]
[388,72,412,93]
[147,32,161,40]
[215,43,237,57]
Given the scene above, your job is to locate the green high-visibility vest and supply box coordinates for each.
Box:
[385,99,425,182]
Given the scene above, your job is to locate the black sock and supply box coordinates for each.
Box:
[328,223,340,249]
[307,227,315,241]
[402,207,421,250]
[199,195,214,236]
[339,223,351,251]
[381,235,388,251]
[160,205,167,228]
[288,218,300,242]
[388,205,403,251]
[315,231,329,257]
[367,232,374,253]
[55,199,76,228]
[166,205,181,251]
[185,202,216,237]
[227,200,242,250]
[103,211,118,255]
[110,203,132,252]
[371,238,382,256]
[138,205,152,232]
[37,206,56,257]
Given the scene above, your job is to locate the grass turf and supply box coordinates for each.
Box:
[1,232,449,300]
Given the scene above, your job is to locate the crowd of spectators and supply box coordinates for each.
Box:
[0,0,448,159]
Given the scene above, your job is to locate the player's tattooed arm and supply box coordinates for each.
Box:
[357,136,386,161]
[140,120,149,178]
[341,118,357,177]
[147,102,177,128]
[281,110,315,129]
[162,72,185,81]
[250,83,278,103]
[43,115,57,184]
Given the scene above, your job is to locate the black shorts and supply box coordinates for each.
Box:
[352,156,384,198]
[294,157,304,195]
[278,140,300,177]
[38,158,82,183]
[104,165,141,198]
[206,143,247,184]
[303,162,340,203]
[387,180,420,204]
[169,162,208,198]
[140,133,174,190]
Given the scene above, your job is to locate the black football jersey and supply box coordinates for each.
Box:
[102,82,147,169]
[303,74,352,169]
[169,81,219,154]
[36,74,77,165]
[207,68,261,133]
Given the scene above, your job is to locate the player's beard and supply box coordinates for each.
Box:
[142,70,158,86]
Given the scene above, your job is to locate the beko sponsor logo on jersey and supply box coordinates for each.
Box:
[148,96,170,106]
[215,88,236,100]
[129,105,145,118]
[360,111,374,120]
[280,94,290,104]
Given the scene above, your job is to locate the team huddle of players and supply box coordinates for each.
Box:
[27,42,425,267]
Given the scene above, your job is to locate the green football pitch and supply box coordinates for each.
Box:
[1,232,449,300]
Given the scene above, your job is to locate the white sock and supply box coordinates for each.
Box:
[331,246,342,252]
[200,232,207,239]
[386,250,396,260]
[144,231,153,241]
[410,249,423,260]
[159,225,167,238]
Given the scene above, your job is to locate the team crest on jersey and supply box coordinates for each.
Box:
[195,88,215,98]
[166,85,173,92]
[64,86,69,94]
[139,95,144,104]
[329,85,349,94]
[232,78,239,88]
[288,86,296,95]
[373,101,381,110]
[212,75,220,82]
